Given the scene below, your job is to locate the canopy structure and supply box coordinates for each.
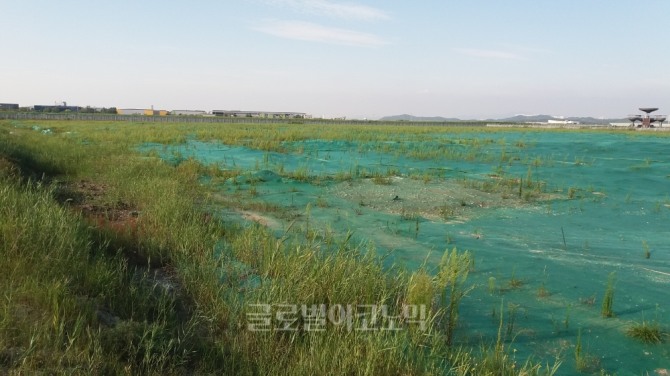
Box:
[629,107,665,128]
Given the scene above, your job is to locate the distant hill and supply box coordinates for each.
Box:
[494,114,555,123]
[380,114,626,124]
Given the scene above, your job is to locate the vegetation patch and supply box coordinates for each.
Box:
[7,119,670,374]
[1,119,565,375]
[626,320,664,344]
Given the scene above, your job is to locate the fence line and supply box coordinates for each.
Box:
[0,112,486,127]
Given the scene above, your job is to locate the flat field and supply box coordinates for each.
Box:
[2,119,669,375]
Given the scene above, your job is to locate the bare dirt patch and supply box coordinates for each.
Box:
[57,180,139,224]
[329,176,527,222]
[0,156,21,178]
[236,209,282,229]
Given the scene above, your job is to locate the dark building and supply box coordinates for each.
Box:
[0,103,19,110]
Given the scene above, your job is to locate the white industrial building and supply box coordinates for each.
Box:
[547,119,579,125]
[212,110,307,119]
[171,110,207,116]
[116,108,146,115]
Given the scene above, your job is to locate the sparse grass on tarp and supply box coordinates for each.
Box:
[626,320,664,344]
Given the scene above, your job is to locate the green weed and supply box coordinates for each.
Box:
[601,272,616,318]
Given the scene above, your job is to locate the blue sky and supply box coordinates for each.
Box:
[1,0,668,119]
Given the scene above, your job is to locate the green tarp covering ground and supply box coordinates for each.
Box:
[144,129,670,374]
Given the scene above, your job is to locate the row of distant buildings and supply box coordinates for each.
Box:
[116,108,309,119]
[0,102,309,119]
[0,103,20,110]
[1,102,86,112]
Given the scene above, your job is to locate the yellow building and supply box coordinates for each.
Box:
[117,108,167,116]
[143,109,168,116]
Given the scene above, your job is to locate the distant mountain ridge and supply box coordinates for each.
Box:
[379,114,627,124]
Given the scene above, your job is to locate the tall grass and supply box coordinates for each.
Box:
[0,119,562,374]
[0,178,208,373]
[436,248,472,347]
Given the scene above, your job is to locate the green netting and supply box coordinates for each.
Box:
[142,130,670,374]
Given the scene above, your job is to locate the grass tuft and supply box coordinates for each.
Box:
[626,320,664,344]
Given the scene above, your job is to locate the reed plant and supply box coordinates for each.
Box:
[573,328,601,372]
[537,267,550,297]
[436,248,472,347]
[642,240,651,259]
[601,272,616,318]
[574,328,584,370]
[488,276,497,295]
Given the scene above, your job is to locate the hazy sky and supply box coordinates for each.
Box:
[1,0,669,119]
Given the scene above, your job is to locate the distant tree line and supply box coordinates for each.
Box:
[78,106,117,114]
